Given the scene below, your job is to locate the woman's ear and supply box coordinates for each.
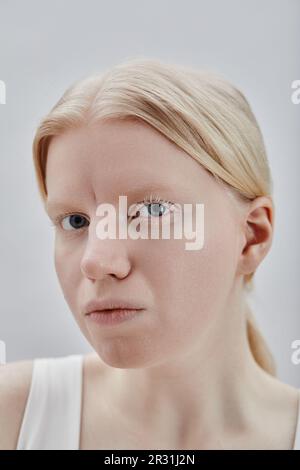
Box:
[238,196,274,276]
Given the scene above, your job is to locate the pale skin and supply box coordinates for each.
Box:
[0,118,299,449]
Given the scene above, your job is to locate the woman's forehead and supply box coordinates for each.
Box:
[45,123,216,200]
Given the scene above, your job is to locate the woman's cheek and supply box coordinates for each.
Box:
[54,236,79,302]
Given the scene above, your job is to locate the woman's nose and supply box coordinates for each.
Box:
[80,226,131,281]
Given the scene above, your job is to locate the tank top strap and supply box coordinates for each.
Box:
[16,354,83,450]
[293,389,300,450]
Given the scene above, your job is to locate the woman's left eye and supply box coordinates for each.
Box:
[59,214,89,231]
[131,198,175,219]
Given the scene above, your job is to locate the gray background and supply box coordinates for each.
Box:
[0,0,299,386]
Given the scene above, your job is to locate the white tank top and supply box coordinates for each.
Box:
[16,355,83,450]
[16,354,300,450]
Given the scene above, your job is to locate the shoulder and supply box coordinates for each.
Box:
[0,359,34,450]
[279,383,300,449]
[278,383,300,448]
[262,377,300,449]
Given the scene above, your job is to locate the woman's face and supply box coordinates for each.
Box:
[45,119,246,369]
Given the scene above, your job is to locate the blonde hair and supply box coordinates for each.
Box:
[32,56,276,376]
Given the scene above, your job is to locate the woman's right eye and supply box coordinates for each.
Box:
[59,214,89,231]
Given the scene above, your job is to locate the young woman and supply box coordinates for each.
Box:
[1,57,299,450]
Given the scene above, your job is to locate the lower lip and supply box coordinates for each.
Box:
[86,309,144,326]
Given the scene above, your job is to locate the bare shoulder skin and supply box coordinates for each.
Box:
[0,360,33,450]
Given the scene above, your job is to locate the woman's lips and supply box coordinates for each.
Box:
[85,308,145,326]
